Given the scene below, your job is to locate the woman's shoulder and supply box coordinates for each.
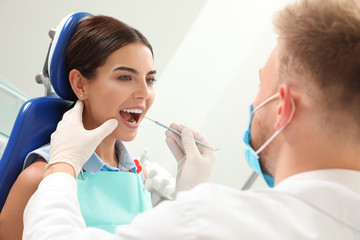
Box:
[0,158,47,239]
[18,158,47,186]
[11,158,47,203]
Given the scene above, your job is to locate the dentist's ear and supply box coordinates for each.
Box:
[69,69,87,100]
[275,84,294,129]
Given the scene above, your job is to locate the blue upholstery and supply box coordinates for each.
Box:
[50,12,92,101]
[0,97,71,211]
[0,12,92,212]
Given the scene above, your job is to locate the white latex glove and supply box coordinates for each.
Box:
[165,124,217,192]
[48,100,118,176]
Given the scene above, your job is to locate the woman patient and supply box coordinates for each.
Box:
[0,14,156,239]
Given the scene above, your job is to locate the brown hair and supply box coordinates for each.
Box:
[273,0,360,117]
[66,15,153,80]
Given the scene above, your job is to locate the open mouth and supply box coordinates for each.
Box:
[119,109,143,124]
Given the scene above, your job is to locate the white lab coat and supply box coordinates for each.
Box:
[23,169,360,239]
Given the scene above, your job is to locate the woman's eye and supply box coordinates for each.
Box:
[118,75,132,81]
[147,77,157,85]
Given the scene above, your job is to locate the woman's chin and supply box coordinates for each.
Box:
[114,132,137,142]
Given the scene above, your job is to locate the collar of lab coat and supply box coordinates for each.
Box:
[274,169,360,232]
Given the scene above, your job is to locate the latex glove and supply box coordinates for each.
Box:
[48,100,118,176]
[166,124,217,192]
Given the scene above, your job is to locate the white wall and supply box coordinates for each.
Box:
[0,0,289,189]
[128,0,289,189]
[0,0,207,97]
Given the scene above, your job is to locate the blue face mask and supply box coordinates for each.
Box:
[242,93,295,187]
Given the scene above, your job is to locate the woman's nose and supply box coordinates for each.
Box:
[134,79,151,100]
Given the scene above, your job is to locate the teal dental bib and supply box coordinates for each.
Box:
[77,171,152,233]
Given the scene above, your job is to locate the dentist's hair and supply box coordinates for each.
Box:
[273,0,360,119]
[66,15,153,80]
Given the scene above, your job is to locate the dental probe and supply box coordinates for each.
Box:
[144,116,219,152]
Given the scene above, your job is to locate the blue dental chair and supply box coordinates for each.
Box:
[0,12,93,212]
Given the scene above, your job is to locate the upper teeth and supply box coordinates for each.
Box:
[122,109,143,114]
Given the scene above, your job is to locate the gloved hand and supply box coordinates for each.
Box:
[48,100,118,176]
[165,124,217,192]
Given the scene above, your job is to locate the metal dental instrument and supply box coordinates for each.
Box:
[144,116,219,152]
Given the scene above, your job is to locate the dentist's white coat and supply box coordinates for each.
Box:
[23,169,360,240]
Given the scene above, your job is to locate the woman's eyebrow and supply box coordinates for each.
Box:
[114,67,156,76]
[147,70,157,76]
[113,66,139,75]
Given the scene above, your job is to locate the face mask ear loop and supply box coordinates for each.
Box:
[253,93,280,112]
[255,96,296,155]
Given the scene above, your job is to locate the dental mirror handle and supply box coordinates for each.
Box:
[144,116,219,152]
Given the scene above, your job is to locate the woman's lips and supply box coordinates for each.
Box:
[119,108,144,129]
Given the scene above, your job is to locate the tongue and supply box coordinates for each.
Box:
[120,111,132,121]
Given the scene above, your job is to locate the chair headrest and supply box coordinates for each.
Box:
[48,12,93,101]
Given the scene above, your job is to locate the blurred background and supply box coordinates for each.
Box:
[0,0,290,190]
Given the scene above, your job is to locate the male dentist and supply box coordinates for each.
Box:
[24,0,360,239]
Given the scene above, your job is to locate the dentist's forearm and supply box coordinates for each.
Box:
[23,173,115,240]
[23,173,85,239]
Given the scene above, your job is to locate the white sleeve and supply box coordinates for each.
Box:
[23,172,196,240]
[23,173,115,240]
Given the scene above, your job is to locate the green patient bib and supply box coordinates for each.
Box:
[77,171,152,233]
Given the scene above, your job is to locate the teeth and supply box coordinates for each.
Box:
[122,109,143,114]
